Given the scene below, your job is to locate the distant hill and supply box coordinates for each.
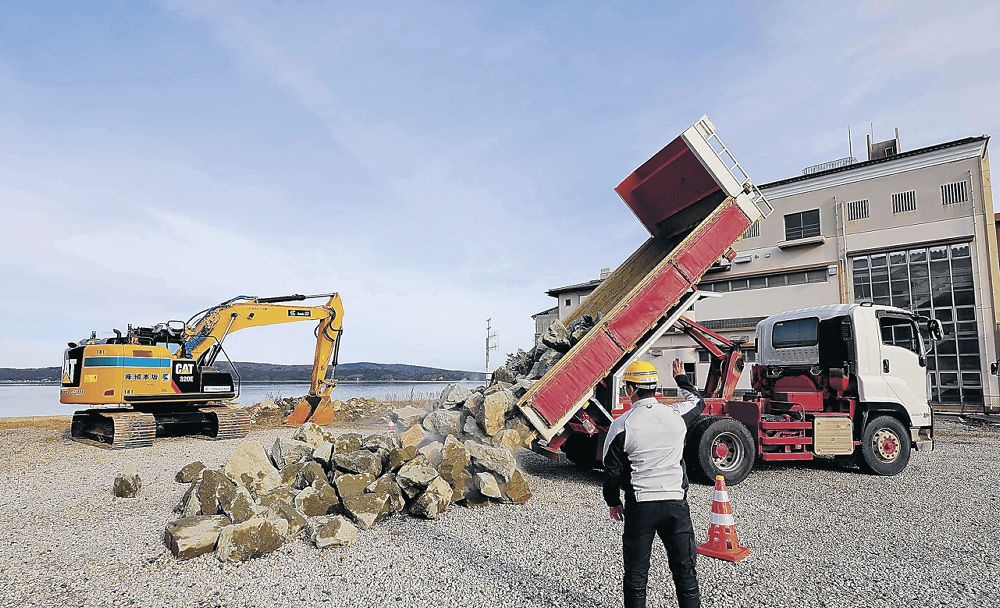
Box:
[0,362,485,383]
[216,361,485,382]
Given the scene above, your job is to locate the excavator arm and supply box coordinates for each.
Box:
[181,292,344,425]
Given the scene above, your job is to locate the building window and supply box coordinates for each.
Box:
[940,181,969,206]
[565,298,571,306]
[742,221,760,239]
[703,268,828,293]
[846,199,870,221]
[784,209,820,241]
[891,190,917,214]
[851,243,980,405]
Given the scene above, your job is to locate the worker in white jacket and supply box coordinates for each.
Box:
[603,358,705,608]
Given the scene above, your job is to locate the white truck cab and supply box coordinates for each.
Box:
[755,303,941,471]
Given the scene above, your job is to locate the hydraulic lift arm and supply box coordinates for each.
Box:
[675,314,744,401]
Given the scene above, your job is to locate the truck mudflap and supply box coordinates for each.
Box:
[913,406,934,451]
[519,116,772,441]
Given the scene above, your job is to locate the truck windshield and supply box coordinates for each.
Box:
[773,318,819,348]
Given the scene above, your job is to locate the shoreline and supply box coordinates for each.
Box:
[0,379,483,386]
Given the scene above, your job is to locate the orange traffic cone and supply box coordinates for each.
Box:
[697,475,750,562]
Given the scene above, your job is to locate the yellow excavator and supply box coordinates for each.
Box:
[60,293,344,449]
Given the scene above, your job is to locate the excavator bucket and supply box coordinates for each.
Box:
[283,394,335,426]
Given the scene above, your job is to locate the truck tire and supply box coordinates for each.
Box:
[562,434,601,469]
[857,415,911,476]
[686,417,755,485]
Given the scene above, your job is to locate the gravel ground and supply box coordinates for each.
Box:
[0,419,997,608]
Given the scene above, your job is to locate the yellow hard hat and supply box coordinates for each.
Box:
[623,360,659,386]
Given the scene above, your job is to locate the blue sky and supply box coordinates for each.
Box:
[1,1,998,369]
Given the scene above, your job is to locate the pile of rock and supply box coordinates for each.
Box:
[164,419,531,561]
[393,313,602,449]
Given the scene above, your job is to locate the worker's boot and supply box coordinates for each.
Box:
[676,587,701,608]
[623,586,646,608]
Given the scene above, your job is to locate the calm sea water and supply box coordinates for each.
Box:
[0,381,482,418]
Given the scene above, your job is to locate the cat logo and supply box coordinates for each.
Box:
[175,363,194,375]
[62,357,77,384]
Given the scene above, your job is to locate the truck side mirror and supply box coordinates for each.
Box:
[927,319,943,342]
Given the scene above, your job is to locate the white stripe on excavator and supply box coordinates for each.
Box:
[710,512,735,526]
[713,490,730,502]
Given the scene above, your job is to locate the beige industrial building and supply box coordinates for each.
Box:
[537,133,998,410]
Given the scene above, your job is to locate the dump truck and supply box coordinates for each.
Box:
[518,116,940,484]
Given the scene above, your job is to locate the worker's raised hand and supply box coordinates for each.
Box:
[672,357,684,377]
[609,505,624,521]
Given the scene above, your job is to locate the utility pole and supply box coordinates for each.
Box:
[485,318,498,380]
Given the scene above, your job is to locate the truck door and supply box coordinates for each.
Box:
[877,313,928,413]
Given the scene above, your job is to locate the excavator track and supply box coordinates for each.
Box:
[70,404,250,449]
[199,405,252,441]
[71,410,157,449]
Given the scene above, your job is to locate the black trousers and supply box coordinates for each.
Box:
[622,498,700,608]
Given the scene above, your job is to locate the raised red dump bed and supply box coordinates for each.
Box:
[518,116,772,440]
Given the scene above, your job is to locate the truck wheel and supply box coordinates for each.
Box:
[687,418,755,485]
[857,415,911,476]
[562,434,600,469]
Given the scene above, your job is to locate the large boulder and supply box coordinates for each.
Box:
[437,435,470,487]
[421,410,464,437]
[163,515,230,559]
[490,366,515,385]
[498,471,532,504]
[362,433,398,452]
[333,433,362,455]
[399,424,424,449]
[411,477,453,519]
[293,480,341,517]
[175,480,203,517]
[270,438,315,470]
[342,494,388,530]
[278,462,307,488]
[395,461,439,499]
[175,461,206,483]
[366,474,406,514]
[312,441,335,465]
[504,417,539,449]
[216,517,288,562]
[292,422,327,447]
[478,389,516,436]
[291,461,326,490]
[257,487,297,508]
[311,515,358,549]
[541,319,572,352]
[113,463,141,498]
[387,446,419,470]
[462,416,488,442]
[491,429,522,453]
[418,441,444,469]
[333,472,376,499]
[510,379,535,399]
[333,451,383,477]
[224,441,280,496]
[220,486,260,524]
[465,441,517,482]
[437,383,471,410]
[260,502,307,538]
[448,471,473,503]
[391,406,426,429]
[198,469,237,516]
[463,392,485,417]
[475,472,502,499]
